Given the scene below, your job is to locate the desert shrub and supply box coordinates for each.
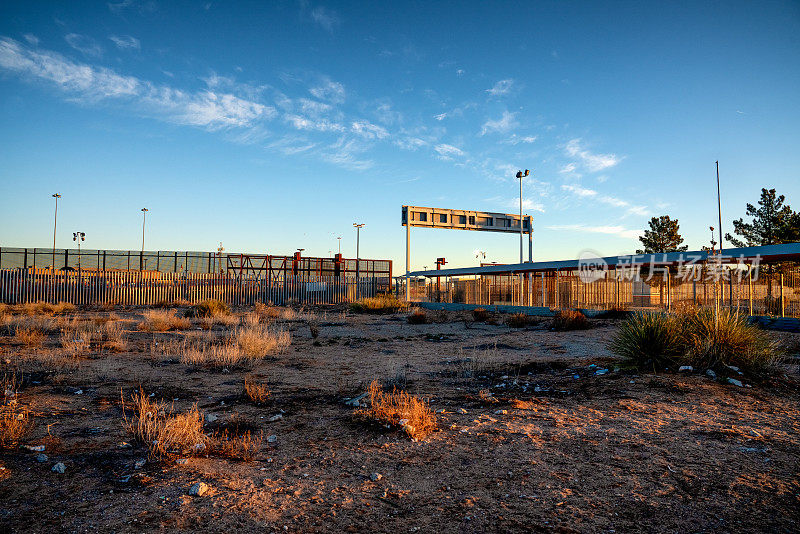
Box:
[233,325,291,357]
[198,312,239,330]
[610,308,780,374]
[406,309,428,324]
[122,389,207,460]
[13,327,44,348]
[243,376,271,404]
[472,308,490,322]
[210,428,263,462]
[350,294,408,314]
[609,312,682,370]
[180,343,243,368]
[0,407,33,449]
[1,371,22,406]
[17,301,75,316]
[188,299,230,318]
[358,380,436,441]
[679,308,779,372]
[138,310,191,332]
[551,309,590,331]
[505,312,539,328]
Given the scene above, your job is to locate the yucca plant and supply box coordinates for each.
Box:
[609,312,682,371]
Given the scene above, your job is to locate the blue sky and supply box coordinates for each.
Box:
[1,1,799,273]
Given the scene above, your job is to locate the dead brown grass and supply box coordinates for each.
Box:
[243,376,271,404]
[358,380,436,441]
[13,327,44,348]
[210,429,263,462]
[138,310,191,332]
[233,325,291,357]
[122,388,207,460]
[0,407,33,449]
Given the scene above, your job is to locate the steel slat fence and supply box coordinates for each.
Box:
[0,269,378,307]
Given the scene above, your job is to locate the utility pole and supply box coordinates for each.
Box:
[353,223,365,299]
[140,208,148,271]
[716,161,723,251]
[337,236,341,254]
[52,193,61,270]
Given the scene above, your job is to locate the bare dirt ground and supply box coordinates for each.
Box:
[1,305,798,533]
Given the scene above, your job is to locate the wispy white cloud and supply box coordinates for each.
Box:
[502,134,537,145]
[486,196,546,213]
[480,110,518,135]
[351,119,388,139]
[22,34,38,46]
[321,137,374,171]
[0,37,273,129]
[546,223,641,240]
[434,143,465,160]
[109,35,140,50]
[284,114,345,132]
[433,112,447,121]
[560,183,649,217]
[564,138,622,172]
[268,136,316,155]
[309,76,345,104]
[486,78,515,96]
[65,33,103,58]
[310,6,340,33]
[394,136,427,151]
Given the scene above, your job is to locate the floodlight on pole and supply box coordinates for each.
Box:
[515,170,530,263]
[52,193,61,270]
[337,236,341,254]
[73,231,85,272]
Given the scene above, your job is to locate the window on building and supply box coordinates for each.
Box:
[458,215,467,224]
[468,216,475,225]
[439,214,448,223]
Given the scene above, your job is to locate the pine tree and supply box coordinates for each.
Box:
[725,188,796,247]
[636,216,688,254]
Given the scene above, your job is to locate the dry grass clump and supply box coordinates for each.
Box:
[505,312,539,328]
[1,371,22,405]
[233,325,291,357]
[406,309,428,324]
[350,294,408,314]
[610,308,780,374]
[13,327,44,348]
[122,388,207,460]
[59,318,127,354]
[138,310,191,332]
[180,343,243,368]
[187,299,230,318]
[0,408,33,449]
[210,429,263,462]
[456,345,502,379]
[17,301,76,316]
[551,309,590,331]
[198,312,239,330]
[243,376,271,404]
[358,380,436,441]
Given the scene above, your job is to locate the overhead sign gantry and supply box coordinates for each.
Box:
[401,205,533,300]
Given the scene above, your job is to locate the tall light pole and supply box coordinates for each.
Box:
[52,193,61,270]
[353,223,365,298]
[140,208,148,271]
[337,236,341,254]
[716,161,723,251]
[515,170,530,264]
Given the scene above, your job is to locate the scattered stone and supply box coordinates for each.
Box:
[706,369,717,379]
[728,378,744,387]
[370,472,383,482]
[458,408,468,414]
[51,462,66,474]
[36,453,48,463]
[267,414,283,422]
[188,482,209,497]
[267,435,277,444]
[134,459,147,469]
[204,414,218,424]
[345,393,368,407]
[175,458,188,465]
[117,441,132,449]
[679,366,693,372]
[494,409,508,415]
[573,374,580,379]
[74,389,83,395]
[727,365,740,372]
[23,445,45,452]
[595,369,609,375]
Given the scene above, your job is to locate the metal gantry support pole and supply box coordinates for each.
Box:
[405,218,410,302]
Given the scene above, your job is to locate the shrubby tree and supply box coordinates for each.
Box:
[637,216,688,254]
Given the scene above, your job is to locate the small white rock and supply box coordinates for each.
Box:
[204,414,218,424]
[494,409,508,415]
[52,462,66,474]
[267,435,277,443]
[134,459,146,469]
[267,414,283,422]
[175,458,188,465]
[728,378,744,387]
[678,366,693,372]
[370,472,383,482]
[706,369,717,379]
[36,453,48,463]
[24,445,45,452]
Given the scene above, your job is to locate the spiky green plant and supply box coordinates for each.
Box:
[609,312,682,370]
